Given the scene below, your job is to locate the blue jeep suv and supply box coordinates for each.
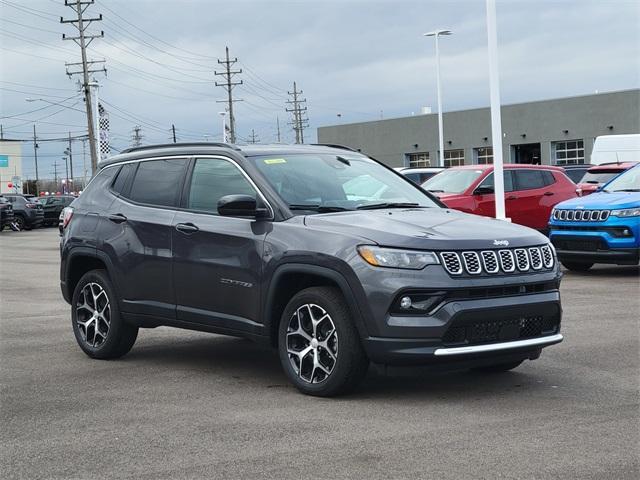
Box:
[549,164,640,271]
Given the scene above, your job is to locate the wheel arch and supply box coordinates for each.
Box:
[62,248,118,304]
[263,263,369,348]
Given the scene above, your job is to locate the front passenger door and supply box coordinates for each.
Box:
[172,157,269,334]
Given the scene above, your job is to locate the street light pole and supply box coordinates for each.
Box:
[486,0,506,220]
[424,29,452,167]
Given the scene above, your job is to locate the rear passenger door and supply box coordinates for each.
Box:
[509,169,552,229]
[101,158,189,319]
[172,157,268,334]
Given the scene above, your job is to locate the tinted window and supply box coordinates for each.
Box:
[514,170,545,190]
[187,158,256,213]
[564,168,588,183]
[129,159,187,207]
[477,171,515,192]
[112,163,137,195]
[542,170,556,186]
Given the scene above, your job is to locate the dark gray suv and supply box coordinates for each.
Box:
[60,143,563,396]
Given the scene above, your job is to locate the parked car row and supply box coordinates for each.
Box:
[0,194,75,232]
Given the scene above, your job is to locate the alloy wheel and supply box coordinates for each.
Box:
[75,282,111,348]
[286,303,338,384]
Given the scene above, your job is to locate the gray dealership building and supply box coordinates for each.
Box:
[317,89,640,168]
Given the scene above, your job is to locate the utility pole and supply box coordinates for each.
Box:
[32,125,39,190]
[276,116,281,143]
[63,156,70,194]
[131,126,143,147]
[215,46,242,143]
[61,0,106,176]
[1,125,3,139]
[248,129,260,144]
[286,81,308,144]
[52,161,60,190]
[171,124,177,143]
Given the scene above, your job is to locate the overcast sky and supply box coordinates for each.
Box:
[1,0,639,179]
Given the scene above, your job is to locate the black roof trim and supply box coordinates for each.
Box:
[119,142,241,154]
[309,143,360,152]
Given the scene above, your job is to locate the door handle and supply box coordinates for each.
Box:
[543,191,555,196]
[175,222,199,234]
[108,213,127,224]
[506,195,518,200]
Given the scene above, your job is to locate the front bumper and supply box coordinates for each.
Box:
[362,291,562,365]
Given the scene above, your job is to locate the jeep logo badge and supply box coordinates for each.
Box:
[493,239,509,247]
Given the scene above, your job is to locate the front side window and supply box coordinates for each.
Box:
[422,168,485,194]
[129,158,187,207]
[249,153,439,212]
[477,171,515,192]
[187,158,256,213]
[514,170,546,190]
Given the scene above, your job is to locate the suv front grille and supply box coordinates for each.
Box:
[440,245,554,276]
[554,209,610,222]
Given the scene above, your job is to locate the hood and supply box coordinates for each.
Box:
[556,191,640,210]
[304,208,547,250]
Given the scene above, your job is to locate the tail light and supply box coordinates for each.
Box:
[25,202,38,208]
[61,207,74,229]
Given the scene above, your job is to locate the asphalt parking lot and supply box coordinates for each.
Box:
[1,228,638,479]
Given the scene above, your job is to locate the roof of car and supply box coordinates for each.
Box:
[449,163,565,172]
[100,142,366,168]
[556,164,591,169]
[398,167,445,172]
[586,161,638,172]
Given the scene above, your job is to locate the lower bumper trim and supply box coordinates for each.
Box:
[434,333,563,356]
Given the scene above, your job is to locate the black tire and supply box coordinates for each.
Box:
[472,360,523,373]
[278,286,369,397]
[13,215,25,231]
[71,269,138,359]
[561,261,593,272]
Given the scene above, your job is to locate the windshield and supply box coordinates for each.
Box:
[603,166,640,192]
[581,171,621,184]
[249,154,439,212]
[422,168,485,193]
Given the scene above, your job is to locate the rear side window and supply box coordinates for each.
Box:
[111,163,137,196]
[187,158,256,214]
[542,170,556,186]
[514,170,545,190]
[129,159,187,207]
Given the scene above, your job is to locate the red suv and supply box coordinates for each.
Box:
[576,162,638,196]
[422,164,577,231]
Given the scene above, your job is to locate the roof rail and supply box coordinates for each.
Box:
[119,142,240,154]
[310,143,361,153]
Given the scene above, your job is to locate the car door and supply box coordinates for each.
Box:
[172,156,268,334]
[43,197,63,221]
[102,158,189,319]
[471,170,515,218]
[509,169,549,229]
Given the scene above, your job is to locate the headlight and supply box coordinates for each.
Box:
[610,208,640,217]
[358,246,440,270]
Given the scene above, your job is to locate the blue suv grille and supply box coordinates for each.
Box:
[554,209,610,222]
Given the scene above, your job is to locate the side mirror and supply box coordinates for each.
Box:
[473,186,494,195]
[217,194,269,218]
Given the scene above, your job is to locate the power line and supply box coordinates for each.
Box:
[215,46,243,143]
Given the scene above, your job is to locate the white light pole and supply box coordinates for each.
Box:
[219,111,228,142]
[424,29,452,167]
[485,0,506,220]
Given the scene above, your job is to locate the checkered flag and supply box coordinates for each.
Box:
[98,103,110,160]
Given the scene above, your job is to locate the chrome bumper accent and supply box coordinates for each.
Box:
[434,333,563,356]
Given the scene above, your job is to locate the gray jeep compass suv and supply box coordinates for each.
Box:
[60,143,563,396]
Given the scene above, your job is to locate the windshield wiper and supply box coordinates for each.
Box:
[426,189,445,193]
[356,202,424,210]
[288,204,352,212]
[611,188,640,192]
